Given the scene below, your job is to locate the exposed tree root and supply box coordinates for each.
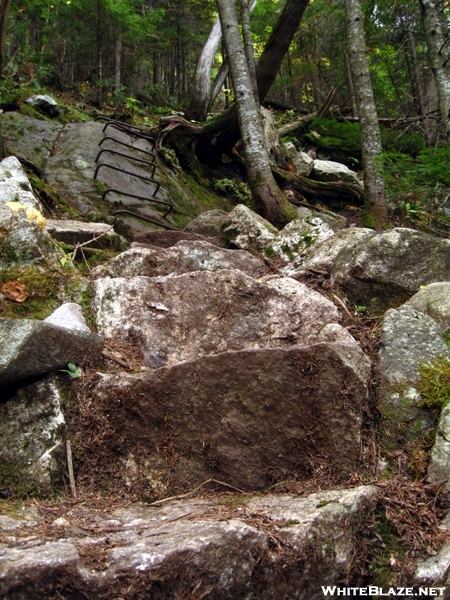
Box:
[273,166,364,205]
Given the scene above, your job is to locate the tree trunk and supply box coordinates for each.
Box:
[406,23,432,144]
[114,34,122,93]
[344,48,358,118]
[0,0,11,78]
[256,0,309,102]
[216,0,292,225]
[186,1,257,122]
[209,58,229,111]
[420,0,450,139]
[185,18,222,122]
[345,0,389,229]
[240,0,259,105]
[200,0,310,152]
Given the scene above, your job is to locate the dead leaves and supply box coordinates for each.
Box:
[0,280,29,303]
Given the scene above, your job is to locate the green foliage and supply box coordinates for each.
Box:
[417,356,450,409]
[298,119,427,169]
[213,178,253,206]
[381,130,425,158]
[383,147,450,231]
[301,118,361,166]
[60,363,82,378]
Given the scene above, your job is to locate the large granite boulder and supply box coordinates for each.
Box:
[0,113,63,169]
[406,282,450,332]
[221,204,333,262]
[282,227,373,278]
[92,270,341,367]
[91,240,267,280]
[331,228,450,308]
[311,159,363,188]
[91,342,370,492]
[0,486,377,600]
[0,157,65,269]
[184,209,229,236]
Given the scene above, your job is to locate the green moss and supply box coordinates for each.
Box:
[368,512,404,587]
[275,201,297,228]
[417,356,450,409]
[316,500,331,508]
[0,265,61,319]
[213,178,252,206]
[264,246,275,258]
[0,459,43,499]
[29,175,82,219]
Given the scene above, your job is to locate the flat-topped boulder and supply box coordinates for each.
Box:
[91,240,267,279]
[92,270,341,367]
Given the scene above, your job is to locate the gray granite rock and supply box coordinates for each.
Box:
[0,486,377,600]
[0,375,65,489]
[91,342,369,491]
[222,204,333,263]
[92,270,341,367]
[45,218,129,251]
[406,282,450,332]
[44,303,90,332]
[378,305,450,440]
[0,318,103,384]
[91,240,267,280]
[331,228,450,308]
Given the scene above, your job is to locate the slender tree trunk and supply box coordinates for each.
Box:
[0,0,11,78]
[345,0,389,229]
[344,48,358,118]
[420,0,450,139]
[406,23,432,144]
[114,34,122,93]
[210,59,229,110]
[216,0,291,224]
[202,0,310,152]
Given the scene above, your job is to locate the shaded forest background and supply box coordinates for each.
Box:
[1,0,442,122]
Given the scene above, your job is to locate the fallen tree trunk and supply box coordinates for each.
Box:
[277,87,337,138]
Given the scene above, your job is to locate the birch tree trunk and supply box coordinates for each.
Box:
[216,0,291,224]
[240,0,259,105]
[345,0,389,229]
[420,0,450,139]
[186,1,257,122]
[185,19,222,122]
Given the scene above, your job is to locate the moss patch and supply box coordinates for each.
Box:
[417,356,450,409]
[0,265,61,320]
